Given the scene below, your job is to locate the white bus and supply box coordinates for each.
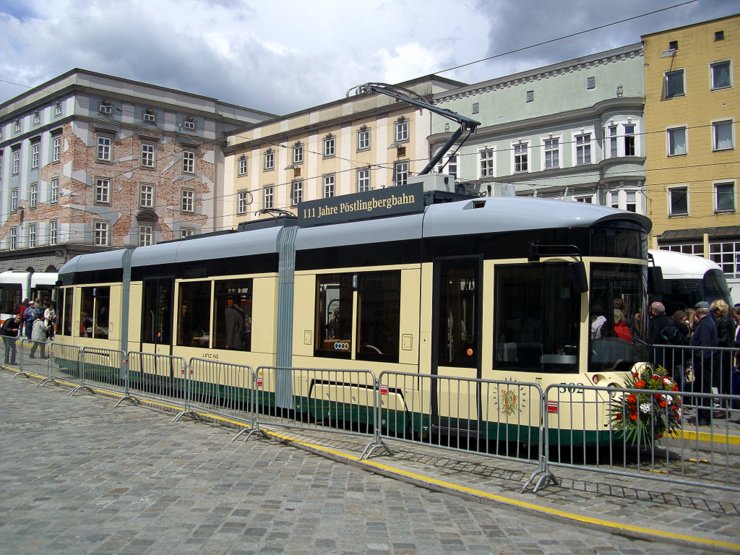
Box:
[0,271,58,324]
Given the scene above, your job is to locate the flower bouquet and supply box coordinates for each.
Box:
[609,364,682,449]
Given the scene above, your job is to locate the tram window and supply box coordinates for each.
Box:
[79,286,110,339]
[437,259,479,368]
[177,281,211,347]
[60,287,74,336]
[213,279,252,351]
[0,284,21,317]
[591,227,646,259]
[142,279,172,344]
[315,274,352,359]
[494,264,580,373]
[356,271,400,363]
[589,263,645,372]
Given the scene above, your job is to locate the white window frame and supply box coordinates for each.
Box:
[138,224,153,247]
[54,103,62,116]
[291,180,303,207]
[95,178,111,204]
[323,174,335,198]
[543,137,560,170]
[714,180,735,213]
[237,155,248,176]
[357,127,370,150]
[50,177,59,203]
[181,189,195,213]
[436,154,458,178]
[52,136,61,162]
[12,150,20,174]
[10,188,18,212]
[264,149,274,171]
[668,185,689,217]
[180,228,196,239]
[292,143,303,165]
[263,186,274,210]
[512,141,529,173]
[9,227,17,250]
[393,161,409,186]
[97,136,112,162]
[237,190,249,214]
[31,143,40,169]
[139,183,154,208]
[141,143,155,168]
[49,220,58,246]
[712,119,734,151]
[479,147,494,178]
[30,182,37,208]
[93,220,109,246]
[395,119,409,143]
[28,223,36,248]
[183,151,195,174]
[667,126,688,156]
[357,168,370,192]
[710,60,731,90]
[574,132,592,166]
[324,135,335,157]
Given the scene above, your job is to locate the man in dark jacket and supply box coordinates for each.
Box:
[1,314,21,364]
[648,302,673,369]
[690,301,718,425]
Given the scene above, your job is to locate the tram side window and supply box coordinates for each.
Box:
[213,279,252,351]
[315,274,353,359]
[0,285,21,319]
[356,271,400,363]
[59,287,74,336]
[79,286,110,339]
[437,260,479,368]
[177,281,211,347]
[494,264,580,373]
[142,279,172,344]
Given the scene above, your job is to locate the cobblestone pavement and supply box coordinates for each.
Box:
[0,369,736,554]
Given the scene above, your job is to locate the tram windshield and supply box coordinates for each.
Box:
[589,263,646,372]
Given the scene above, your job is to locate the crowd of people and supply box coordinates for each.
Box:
[0,298,57,364]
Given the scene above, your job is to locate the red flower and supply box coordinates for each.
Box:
[672,384,679,392]
[630,412,637,421]
[615,412,623,420]
[627,394,637,404]
[635,380,646,389]
[659,400,666,408]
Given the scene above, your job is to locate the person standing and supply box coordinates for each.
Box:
[224,297,246,350]
[30,318,50,359]
[24,301,37,340]
[1,314,21,364]
[690,301,718,426]
[648,301,673,369]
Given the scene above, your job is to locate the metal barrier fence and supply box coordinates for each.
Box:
[126,352,188,405]
[70,347,126,396]
[182,358,254,424]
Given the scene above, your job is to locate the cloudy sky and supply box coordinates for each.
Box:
[0,0,737,115]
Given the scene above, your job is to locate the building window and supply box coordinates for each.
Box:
[183,117,196,131]
[292,142,303,165]
[324,135,335,157]
[52,136,61,162]
[625,190,637,213]
[14,120,20,133]
[263,186,274,210]
[544,138,559,169]
[395,118,408,143]
[714,181,735,213]
[139,224,153,246]
[31,143,40,169]
[711,61,731,90]
[715,30,725,42]
[181,189,195,212]
[50,177,59,203]
[667,127,687,156]
[526,90,534,102]
[709,241,739,277]
[180,228,195,239]
[143,109,156,123]
[139,183,154,208]
[9,227,17,250]
[357,126,370,150]
[30,182,37,208]
[49,220,58,245]
[323,174,335,198]
[393,161,409,186]
[141,143,155,168]
[669,186,688,216]
[357,168,370,192]
[575,195,593,204]
[575,133,591,165]
[587,77,596,90]
[479,148,494,177]
[237,190,249,214]
[712,120,734,151]
[94,221,109,246]
[264,149,274,171]
[607,125,618,157]
[436,154,458,178]
[95,178,111,204]
[28,224,36,248]
[513,142,528,172]
[97,136,112,161]
[291,180,303,206]
[237,155,247,176]
[183,151,195,174]
[12,150,20,174]
[664,69,685,99]
[10,188,18,212]
[54,103,62,116]
[623,124,636,156]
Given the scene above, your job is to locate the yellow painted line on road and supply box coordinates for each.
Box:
[4,365,739,551]
[680,429,740,446]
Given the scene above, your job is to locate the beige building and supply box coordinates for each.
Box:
[642,15,739,286]
[224,76,465,226]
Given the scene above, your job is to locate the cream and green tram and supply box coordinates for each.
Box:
[56,192,651,445]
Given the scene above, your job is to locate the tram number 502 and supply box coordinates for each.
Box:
[558,383,584,395]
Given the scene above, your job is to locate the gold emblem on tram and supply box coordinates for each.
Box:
[500,390,518,416]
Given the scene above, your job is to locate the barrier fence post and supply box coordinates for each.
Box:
[359,375,393,460]
[173,359,200,422]
[521,386,559,493]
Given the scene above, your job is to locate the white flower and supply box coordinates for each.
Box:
[663,377,672,386]
[640,403,652,414]
[665,395,672,405]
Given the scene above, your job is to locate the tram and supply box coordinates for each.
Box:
[0,271,57,324]
[55,178,651,444]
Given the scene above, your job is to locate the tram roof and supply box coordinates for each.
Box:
[59,249,130,275]
[295,197,651,250]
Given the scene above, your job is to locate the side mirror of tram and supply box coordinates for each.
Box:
[572,261,588,294]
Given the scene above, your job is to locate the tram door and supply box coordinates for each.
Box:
[431,256,482,440]
[140,278,174,357]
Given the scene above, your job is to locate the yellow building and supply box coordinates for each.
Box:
[642,15,739,284]
[224,76,464,226]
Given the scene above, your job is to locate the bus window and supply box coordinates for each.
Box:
[177,281,211,347]
[494,263,580,373]
[356,271,400,363]
[213,279,252,351]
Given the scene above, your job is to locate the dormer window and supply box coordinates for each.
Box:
[183,117,195,130]
[143,109,156,123]
[99,101,113,115]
